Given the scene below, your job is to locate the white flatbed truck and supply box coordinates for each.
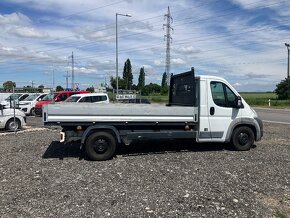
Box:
[43,68,263,161]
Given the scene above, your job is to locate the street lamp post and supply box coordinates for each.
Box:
[116,13,131,99]
[285,43,290,78]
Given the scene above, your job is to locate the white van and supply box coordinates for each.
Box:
[0,104,26,131]
[18,93,47,115]
[64,93,109,103]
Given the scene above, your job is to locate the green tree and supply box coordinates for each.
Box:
[123,59,133,90]
[23,85,33,93]
[38,85,44,93]
[275,78,290,100]
[161,72,167,88]
[3,81,16,91]
[86,86,94,92]
[142,83,161,95]
[110,76,126,90]
[161,86,169,95]
[56,85,64,91]
[138,67,145,89]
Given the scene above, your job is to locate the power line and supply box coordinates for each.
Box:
[0,1,288,72]
[1,0,285,66]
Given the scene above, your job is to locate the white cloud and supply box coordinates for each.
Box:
[172,58,185,65]
[0,12,30,26]
[154,59,163,66]
[174,46,200,54]
[8,26,48,38]
[0,0,289,91]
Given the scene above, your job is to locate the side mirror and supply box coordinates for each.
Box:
[235,96,244,108]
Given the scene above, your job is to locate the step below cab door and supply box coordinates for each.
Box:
[201,79,242,142]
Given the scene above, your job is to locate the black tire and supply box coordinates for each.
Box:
[5,118,21,131]
[85,131,116,161]
[231,126,254,151]
[30,108,36,116]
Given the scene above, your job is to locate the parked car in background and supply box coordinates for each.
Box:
[0,93,12,102]
[18,93,47,115]
[0,93,31,108]
[0,104,26,131]
[64,93,109,103]
[120,98,151,104]
[34,90,90,116]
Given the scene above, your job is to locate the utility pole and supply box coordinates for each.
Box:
[285,43,290,78]
[52,67,55,91]
[71,51,74,90]
[163,6,173,86]
[116,13,132,98]
[64,70,71,89]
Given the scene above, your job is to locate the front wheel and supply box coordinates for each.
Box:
[5,118,20,131]
[85,131,116,161]
[231,126,255,151]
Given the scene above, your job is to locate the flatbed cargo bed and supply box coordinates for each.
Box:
[43,103,198,124]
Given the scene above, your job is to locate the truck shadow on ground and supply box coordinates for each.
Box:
[42,141,85,160]
[42,139,242,161]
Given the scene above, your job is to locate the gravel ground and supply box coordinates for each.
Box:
[0,122,289,217]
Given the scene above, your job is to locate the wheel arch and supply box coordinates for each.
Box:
[81,125,121,147]
[5,117,21,130]
[225,118,260,142]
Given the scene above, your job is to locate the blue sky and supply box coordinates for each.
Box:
[0,0,290,91]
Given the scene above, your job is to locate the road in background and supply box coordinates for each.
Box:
[255,108,290,124]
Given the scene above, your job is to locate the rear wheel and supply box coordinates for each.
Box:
[5,118,21,131]
[85,131,116,161]
[231,126,254,151]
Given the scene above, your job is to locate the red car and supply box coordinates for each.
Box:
[34,90,89,116]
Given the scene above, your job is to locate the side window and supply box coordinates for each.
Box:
[91,96,100,102]
[91,96,107,102]
[79,97,91,102]
[19,94,29,101]
[210,81,237,108]
[210,82,226,107]
[59,94,67,101]
[225,86,236,107]
[101,96,107,101]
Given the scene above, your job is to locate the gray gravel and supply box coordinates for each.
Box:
[0,122,290,217]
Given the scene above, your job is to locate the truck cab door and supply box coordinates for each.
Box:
[207,80,242,142]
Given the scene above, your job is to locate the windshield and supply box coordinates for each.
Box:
[5,94,22,101]
[23,94,39,101]
[65,96,81,102]
[42,93,57,101]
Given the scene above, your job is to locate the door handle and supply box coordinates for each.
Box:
[210,107,215,115]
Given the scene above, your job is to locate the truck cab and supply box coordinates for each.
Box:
[197,75,262,144]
